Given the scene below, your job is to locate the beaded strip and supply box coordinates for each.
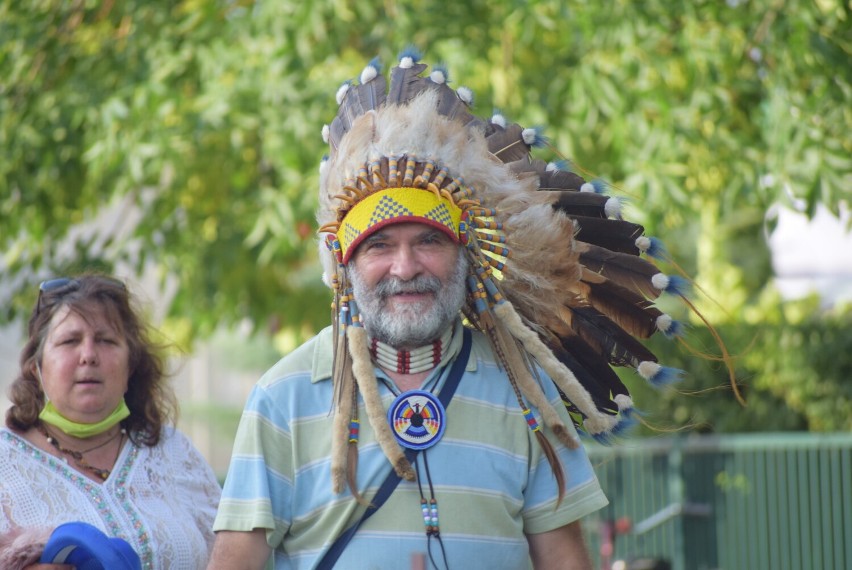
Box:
[369,326,453,374]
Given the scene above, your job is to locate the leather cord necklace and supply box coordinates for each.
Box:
[39,423,125,481]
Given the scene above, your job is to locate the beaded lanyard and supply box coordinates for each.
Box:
[413,451,449,570]
[387,385,450,570]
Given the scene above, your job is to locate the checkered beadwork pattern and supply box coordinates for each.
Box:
[337,187,463,263]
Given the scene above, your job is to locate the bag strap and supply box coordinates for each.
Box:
[316,327,473,570]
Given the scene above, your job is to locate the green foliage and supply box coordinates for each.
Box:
[1,0,849,431]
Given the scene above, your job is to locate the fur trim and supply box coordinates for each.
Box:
[0,527,52,570]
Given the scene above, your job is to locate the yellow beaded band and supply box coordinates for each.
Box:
[337,187,464,263]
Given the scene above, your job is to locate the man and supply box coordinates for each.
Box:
[211,51,682,569]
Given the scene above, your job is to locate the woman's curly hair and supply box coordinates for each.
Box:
[5,274,178,446]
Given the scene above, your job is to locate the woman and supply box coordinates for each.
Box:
[0,275,220,569]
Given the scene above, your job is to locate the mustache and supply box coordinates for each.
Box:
[374,275,442,298]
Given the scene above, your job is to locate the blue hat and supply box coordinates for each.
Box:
[40,522,141,570]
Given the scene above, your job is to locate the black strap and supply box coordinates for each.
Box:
[316,328,472,570]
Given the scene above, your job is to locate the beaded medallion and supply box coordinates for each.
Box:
[387,390,446,450]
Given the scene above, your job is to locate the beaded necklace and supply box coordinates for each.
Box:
[39,423,125,481]
[369,326,453,374]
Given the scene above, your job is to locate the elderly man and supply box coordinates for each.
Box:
[210,51,684,569]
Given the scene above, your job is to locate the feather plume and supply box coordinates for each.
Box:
[559,334,631,401]
[535,429,566,505]
[538,168,586,192]
[546,191,612,218]
[577,270,662,338]
[560,305,658,368]
[387,61,429,106]
[355,65,387,113]
[486,123,532,164]
[572,217,645,255]
[494,302,617,434]
[430,81,480,126]
[545,337,621,413]
[576,241,662,299]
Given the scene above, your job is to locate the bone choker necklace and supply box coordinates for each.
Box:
[369,326,454,375]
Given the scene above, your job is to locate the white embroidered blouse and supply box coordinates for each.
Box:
[0,427,220,569]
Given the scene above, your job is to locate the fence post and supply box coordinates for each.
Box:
[669,437,685,570]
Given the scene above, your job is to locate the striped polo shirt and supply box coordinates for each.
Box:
[214,324,608,569]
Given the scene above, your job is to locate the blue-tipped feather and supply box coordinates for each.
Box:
[591,430,617,446]
[430,64,450,84]
[644,237,667,259]
[591,178,606,193]
[398,45,422,63]
[648,365,685,387]
[521,126,547,147]
[611,412,638,436]
[548,159,571,172]
[661,319,685,339]
[363,57,382,79]
[664,275,691,296]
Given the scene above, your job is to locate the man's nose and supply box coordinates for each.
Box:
[388,245,422,281]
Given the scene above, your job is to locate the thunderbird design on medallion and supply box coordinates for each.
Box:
[387,390,446,450]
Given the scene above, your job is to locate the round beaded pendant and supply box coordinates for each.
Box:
[387,390,446,450]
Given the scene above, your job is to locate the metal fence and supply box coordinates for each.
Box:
[584,433,852,570]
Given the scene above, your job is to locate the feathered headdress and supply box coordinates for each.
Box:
[316,49,738,498]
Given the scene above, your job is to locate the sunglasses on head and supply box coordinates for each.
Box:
[36,277,127,316]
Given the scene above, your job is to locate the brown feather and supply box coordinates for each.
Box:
[545,337,620,413]
[577,272,662,338]
[485,124,531,164]
[387,62,429,105]
[546,191,611,218]
[576,241,661,298]
[558,335,631,402]
[572,217,644,255]
[561,305,659,368]
[430,81,479,126]
[535,430,566,506]
[538,169,586,192]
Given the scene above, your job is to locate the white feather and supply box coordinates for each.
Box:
[580,182,595,193]
[336,83,350,105]
[521,128,537,145]
[635,235,651,252]
[399,56,414,69]
[360,64,378,84]
[457,86,473,105]
[637,361,662,380]
[651,273,670,291]
[321,124,330,144]
[430,69,447,84]
[614,394,634,411]
[545,161,559,172]
[604,197,621,218]
[656,313,673,333]
[490,113,507,128]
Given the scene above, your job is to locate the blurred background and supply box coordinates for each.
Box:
[1,1,850,568]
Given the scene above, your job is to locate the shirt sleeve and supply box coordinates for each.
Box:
[213,383,294,548]
[521,386,609,535]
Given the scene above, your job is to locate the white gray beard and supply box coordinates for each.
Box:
[349,252,469,349]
